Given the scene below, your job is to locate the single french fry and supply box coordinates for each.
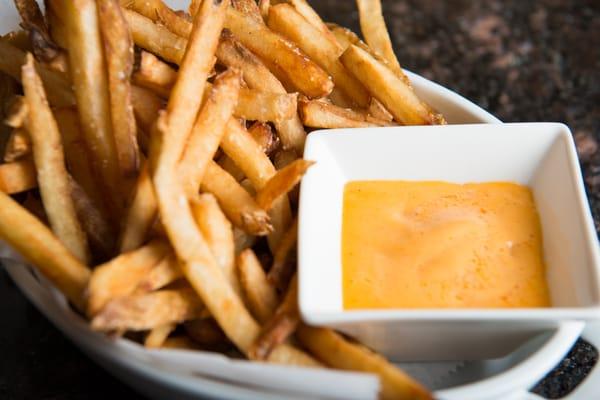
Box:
[341,45,437,125]
[190,194,237,290]
[217,153,245,182]
[356,0,403,77]
[4,128,31,162]
[62,0,123,215]
[118,163,158,252]
[0,190,90,310]
[217,31,306,152]
[91,287,205,331]
[179,69,241,197]
[299,98,392,128]
[46,5,68,49]
[224,8,333,99]
[201,161,272,236]
[14,0,62,62]
[0,157,37,193]
[123,9,186,65]
[124,0,192,39]
[87,239,169,316]
[237,248,278,324]
[98,0,140,184]
[287,0,340,49]
[69,176,115,260]
[145,323,176,348]
[54,108,110,224]
[135,253,182,293]
[297,325,432,400]
[267,4,369,107]
[249,275,299,360]
[256,159,314,210]
[220,118,292,250]
[237,89,297,122]
[22,54,90,264]
[132,51,177,97]
[0,40,74,107]
[267,218,297,290]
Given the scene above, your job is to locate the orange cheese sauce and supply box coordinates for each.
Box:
[342,181,550,309]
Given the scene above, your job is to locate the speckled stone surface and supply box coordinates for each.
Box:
[1,0,599,399]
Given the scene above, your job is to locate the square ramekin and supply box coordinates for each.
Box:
[298,123,600,360]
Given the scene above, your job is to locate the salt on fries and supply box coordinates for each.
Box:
[0,0,440,398]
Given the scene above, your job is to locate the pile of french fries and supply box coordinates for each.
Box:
[0,0,444,398]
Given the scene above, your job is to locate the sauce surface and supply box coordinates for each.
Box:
[342,181,550,309]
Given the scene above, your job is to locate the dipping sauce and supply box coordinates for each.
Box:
[342,181,550,309]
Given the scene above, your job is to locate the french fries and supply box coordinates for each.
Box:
[0,190,90,310]
[87,239,169,316]
[0,0,447,395]
[98,0,140,185]
[237,248,278,323]
[297,326,432,400]
[22,54,90,264]
[341,45,439,125]
[224,8,333,99]
[299,98,393,129]
[267,4,369,107]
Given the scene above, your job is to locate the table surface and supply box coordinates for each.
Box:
[1,0,599,399]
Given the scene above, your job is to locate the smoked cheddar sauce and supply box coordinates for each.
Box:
[342,181,550,309]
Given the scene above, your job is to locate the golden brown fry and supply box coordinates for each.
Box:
[267,218,297,290]
[216,31,306,152]
[132,51,177,97]
[62,0,122,215]
[145,323,176,348]
[0,157,37,194]
[248,121,279,156]
[130,85,163,135]
[249,275,299,360]
[119,163,157,252]
[356,0,403,76]
[201,161,272,236]
[54,108,109,223]
[2,30,31,51]
[299,98,392,128]
[0,191,90,310]
[220,118,292,250]
[237,248,278,324]
[22,54,90,264]
[256,159,314,210]
[224,8,333,99]
[236,89,297,122]
[297,326,432,400]
[123,9,186,64]
[91,287,205,331]
[46,5,68,49]
[267,4,369,107]
[287,0,340,48]
[98,0,140,184]
[190,194,237,288]
[124,0,192,39]
[179,69,241,197]
[4,128,31,162]
[341,45,441,125]
[69,176,115,260]
[0,40,74,107]
[135,253,182,293]
[87,239,169,316]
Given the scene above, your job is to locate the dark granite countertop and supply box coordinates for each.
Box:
[1,0,599,399]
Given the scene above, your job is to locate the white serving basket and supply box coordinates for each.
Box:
[2,1,599,399]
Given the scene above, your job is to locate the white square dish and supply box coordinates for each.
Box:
[299,122,600,361]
